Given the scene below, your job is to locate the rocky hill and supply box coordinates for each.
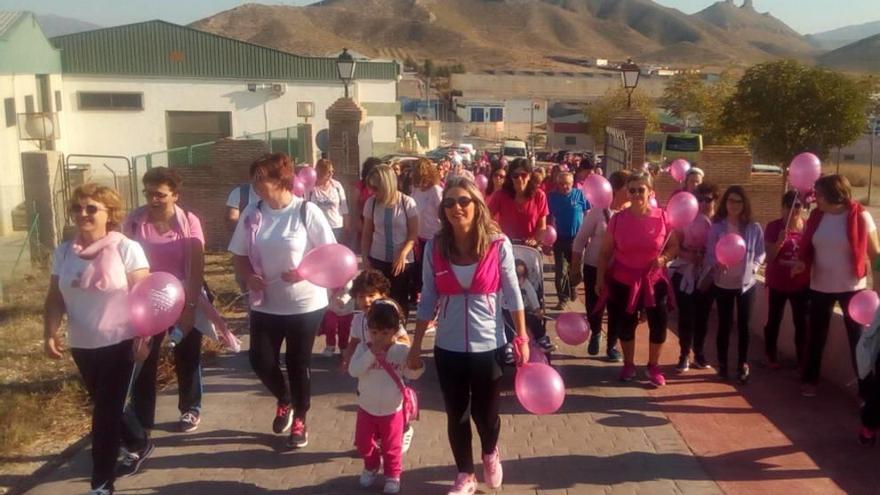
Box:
[190,0,817,69]
[817,33,880,73]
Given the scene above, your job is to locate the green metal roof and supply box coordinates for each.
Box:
[50,20,399,81]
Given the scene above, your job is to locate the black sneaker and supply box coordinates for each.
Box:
[718,365,729,381]
[273,404,293,434]
[675,356,690,373]
[116,441,154,478]
[536,335,555,353]
[692,355,712,370]
[286,418,308,449]
[502,343,516,366]
[606,348,623,362]
[587,333,600,356]
[738,364,750,385]
[179,411,200,433]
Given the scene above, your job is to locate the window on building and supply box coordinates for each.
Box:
[55,91,63,112]
[489,108,504,122]
[470,107,485,122]
[78,92,144,110]
[24,95,34,113]
[4,98,15,127]
[564,136,577,146]
[166,111,232,148]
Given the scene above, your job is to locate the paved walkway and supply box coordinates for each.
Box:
[22,275,880,494]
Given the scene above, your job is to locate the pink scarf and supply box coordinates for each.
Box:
[71,231,128,291]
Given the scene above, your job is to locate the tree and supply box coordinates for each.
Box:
[585,87,659,148]
[660,72,706,131]
[721,60,872,165]
[422,59,435,78]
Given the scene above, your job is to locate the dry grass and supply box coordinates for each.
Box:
[0,252,243,492]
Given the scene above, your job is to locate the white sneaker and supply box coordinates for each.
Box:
[383,478,401,494]
[402,424,414,454]
[321,345,338,357]
[87,484,112,495]
[359,469,379,488]
[424,320,437,336]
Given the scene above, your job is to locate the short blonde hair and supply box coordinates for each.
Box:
[368,163,399,206]
[70,183,125,231]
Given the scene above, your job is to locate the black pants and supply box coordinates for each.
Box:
[672,273,712,359]
[714,285,755,369]
[607,280,668,345]
[435,347,503,474]
[410,238,429,305]
[552,237,575,303]
[863,361,880,430]
[71,340,135,490]
[249,309,325,420]
[369,257,413,317]
[764,288,809,364]
[584,264,617,351]
[803,290,866,397]
[124,328,203,447]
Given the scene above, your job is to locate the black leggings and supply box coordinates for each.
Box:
[607,280,668,345]
[863,361,880,430]
[71,340,135,491]
[435,347,503,474]
[803,290,866,397]
[552,237,575,303]
[672,273,712,359]
[369,257,413,317]
[714,285,755,369]
[584,264,617,351]
[249,309,325,420]
[763,288,808,364]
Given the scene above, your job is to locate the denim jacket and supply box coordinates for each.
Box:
[702,221,766,293]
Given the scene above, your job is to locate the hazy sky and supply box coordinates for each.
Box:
[1,0,878,35]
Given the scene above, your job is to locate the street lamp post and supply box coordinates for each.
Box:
[336,48,357,99]
[619,58,641,109]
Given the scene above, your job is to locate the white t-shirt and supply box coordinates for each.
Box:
[411,185,443,239]
[364,194,419,263]
[51,238,149,349]
[228,198,336,315]
[348,342,424,416]
[225,184,261,210]
[452,263,477,290]
[308,179,349,229]
[811,211,877,293]
[348,311,408,344]
[572,208,612,267]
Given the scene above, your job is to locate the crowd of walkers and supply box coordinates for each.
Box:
[42,150,880,495]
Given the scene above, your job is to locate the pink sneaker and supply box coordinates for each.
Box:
[619,363,637,382]
[647,365,666,387]
[482,448,503,488]
[447,473,476,495]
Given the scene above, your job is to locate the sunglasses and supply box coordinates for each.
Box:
[698,196,715,204]
[70,204,107,215]
[143,190,170,199]
[441,196,475,209]
[628,186,647,195]
[511,172,529,180]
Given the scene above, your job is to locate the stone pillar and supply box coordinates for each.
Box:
[326,98,366,197]
[21,151,63,263]
[610,109,647,169]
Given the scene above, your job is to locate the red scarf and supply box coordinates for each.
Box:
[799,201,868,279]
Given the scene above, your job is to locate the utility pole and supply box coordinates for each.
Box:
[870,120,877,205]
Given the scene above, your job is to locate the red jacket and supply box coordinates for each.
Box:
[799,201,868,280]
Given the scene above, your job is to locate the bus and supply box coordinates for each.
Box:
[647,132,703,165]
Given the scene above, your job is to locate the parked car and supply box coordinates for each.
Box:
[502,140,528,162]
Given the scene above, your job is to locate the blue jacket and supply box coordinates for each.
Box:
[703,221,766,293]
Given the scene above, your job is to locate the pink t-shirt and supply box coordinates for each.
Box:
[488,189,549,241]
[607,207,668,273]
[136,212,205,280]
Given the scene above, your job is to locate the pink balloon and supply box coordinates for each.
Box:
[292,177,306,197]
[715,232,746,267]
[789,152,821,193]
[581,174,613,209]
[298,166,317,190]
[849,290,880,326]
[129,272,186,338]
[528,341,548,365]
[515,363,565,415]
[475,174,489,192]
[539,226,557,247]
[666,192,699,229]
[669,159,691,182]
[555,312,590,345]
[296,243,359,289]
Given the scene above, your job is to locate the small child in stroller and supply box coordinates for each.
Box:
[515,259,555,353]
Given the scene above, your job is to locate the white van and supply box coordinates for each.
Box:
[502,140,528,162]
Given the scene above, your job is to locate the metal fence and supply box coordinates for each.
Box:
[604,126,631,175]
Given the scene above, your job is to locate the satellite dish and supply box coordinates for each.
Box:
[316,129,329,152]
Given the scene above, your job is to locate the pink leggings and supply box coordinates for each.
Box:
[355,408,404,478]
[321,312,353,348]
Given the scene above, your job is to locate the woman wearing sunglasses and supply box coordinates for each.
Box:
[121,167,208,451]
[485,161,506,198]
[596,172,678,387]
[668,182,719,373]
[704,186,765,384]
[487,158,548,247]
[409,177,529,495]
[762,190,809,369]
[44,184,151,495]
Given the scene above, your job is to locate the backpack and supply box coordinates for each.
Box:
[376,357,419,425]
